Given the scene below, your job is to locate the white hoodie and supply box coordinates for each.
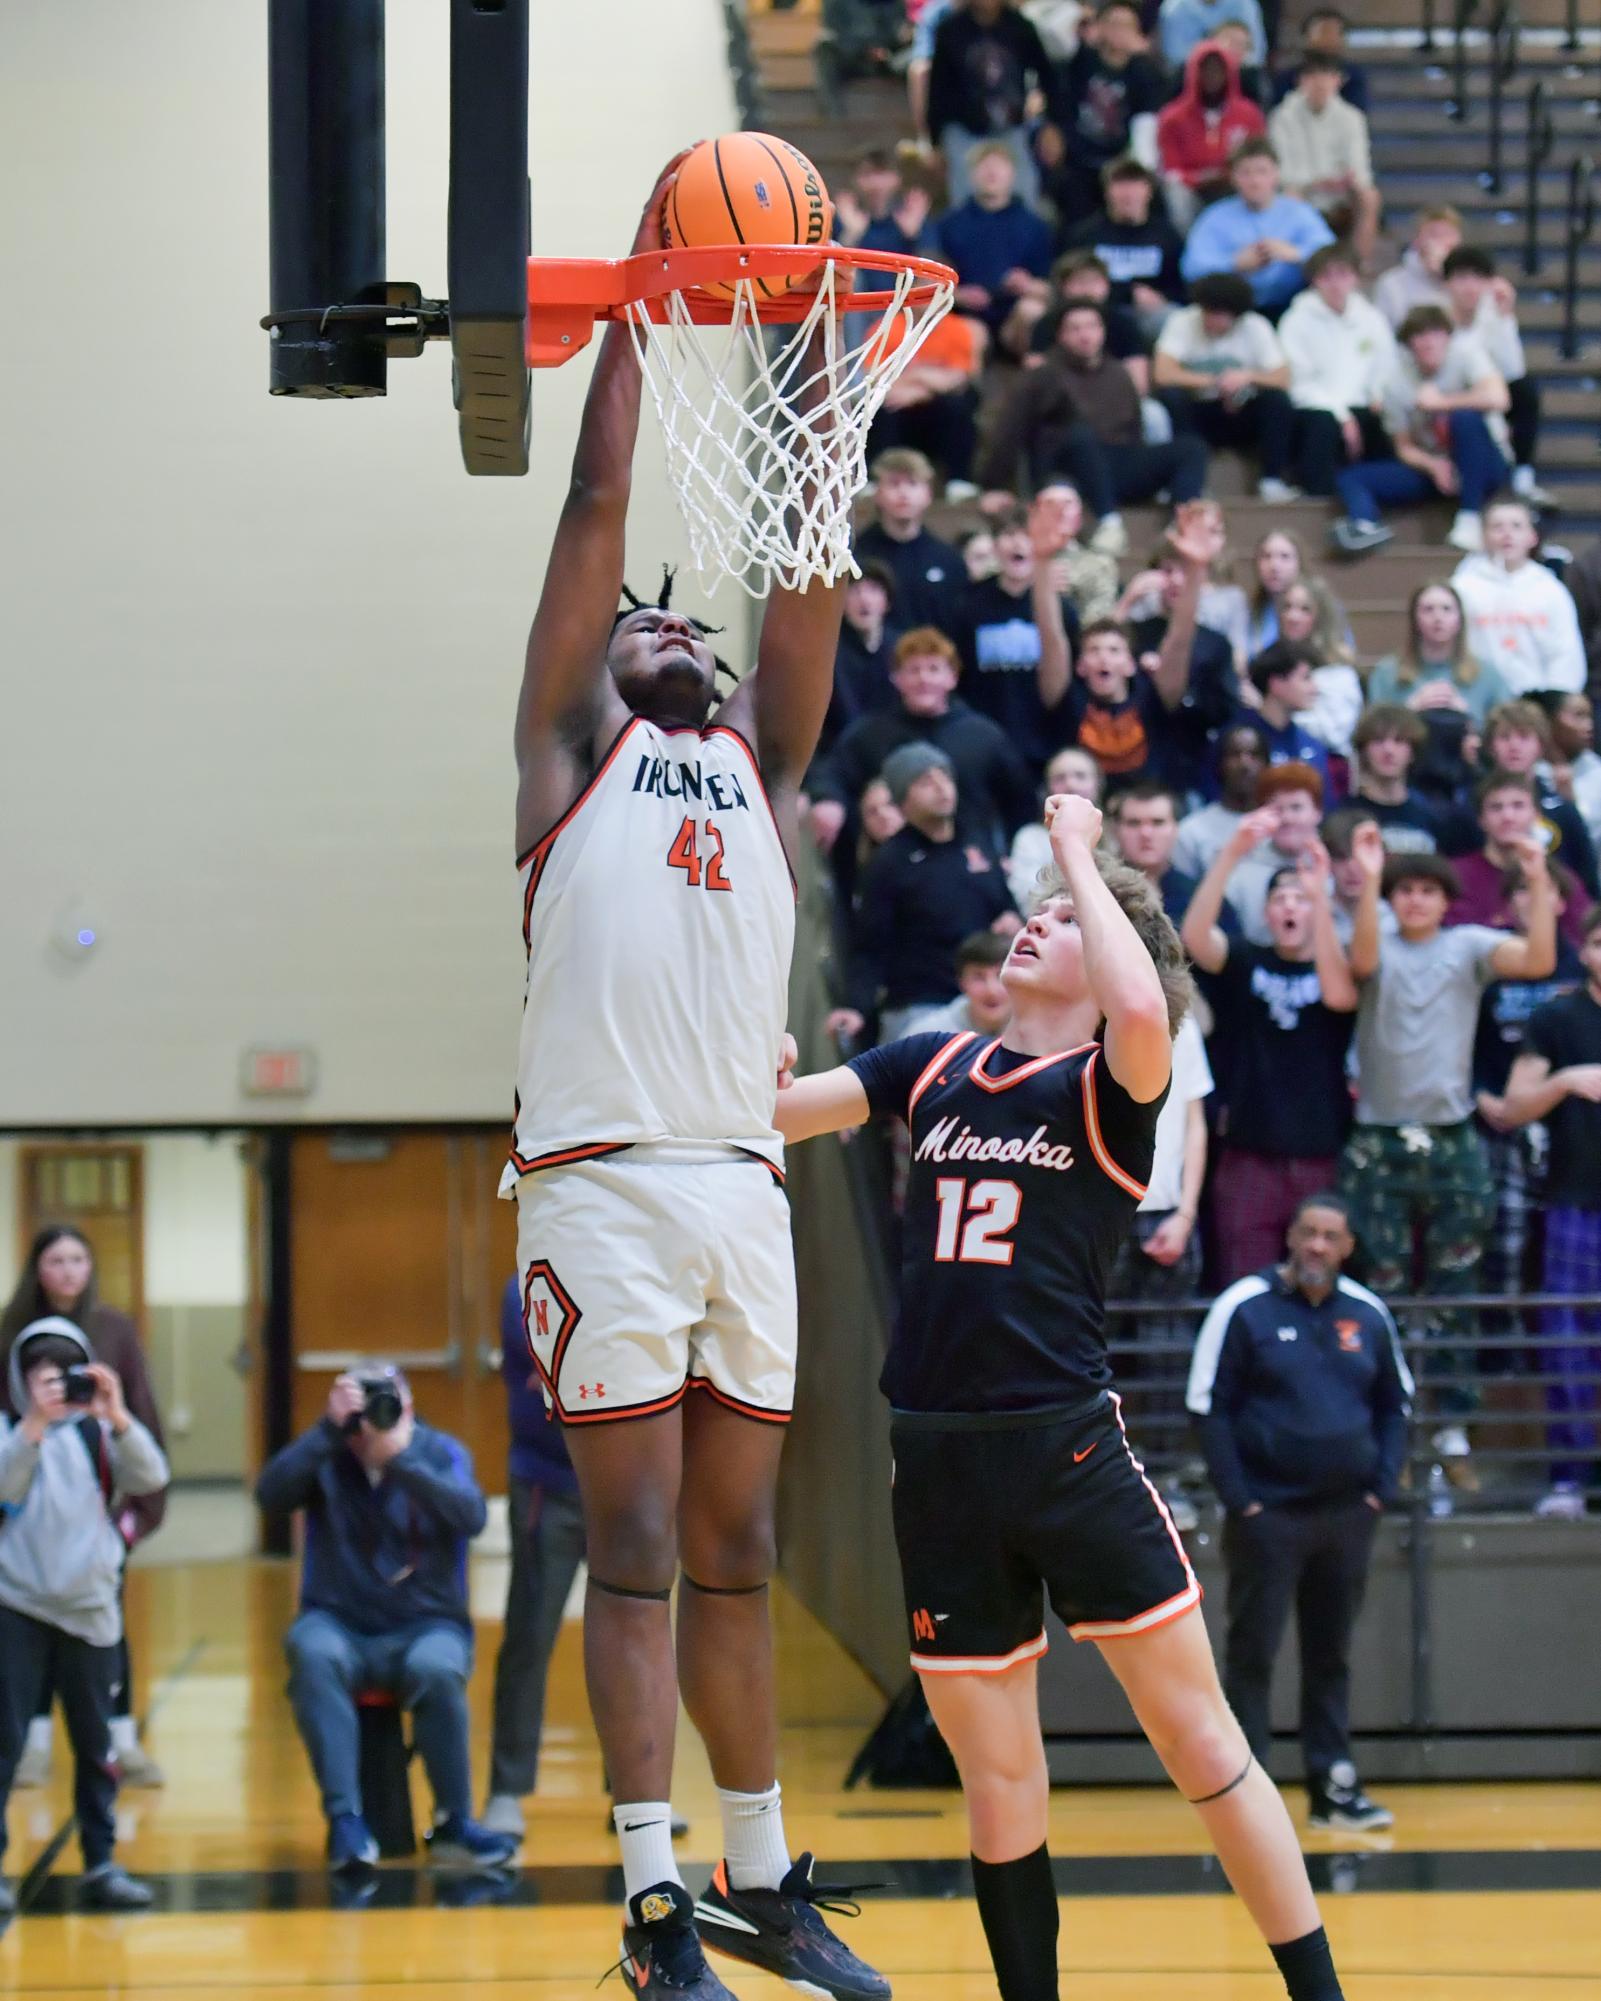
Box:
[1279,289,1395,420]
[1451,554,1586,696]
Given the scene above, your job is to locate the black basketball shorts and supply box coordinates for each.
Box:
[889,1392,1201,1675]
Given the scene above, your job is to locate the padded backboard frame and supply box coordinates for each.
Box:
[447,0,531,475]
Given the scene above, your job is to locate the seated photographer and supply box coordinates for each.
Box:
[0,1318,169,1915]
[255,1365,513,1874]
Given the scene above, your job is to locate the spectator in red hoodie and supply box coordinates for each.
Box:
[1158,38,1266,229]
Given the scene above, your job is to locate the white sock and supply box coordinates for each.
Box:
[613,1802,680,1903]
[110,1716,139,1754]
[718,1782,792,1892]
[25,1715,53,1755]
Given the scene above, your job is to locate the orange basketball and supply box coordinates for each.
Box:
[662,133,834,301]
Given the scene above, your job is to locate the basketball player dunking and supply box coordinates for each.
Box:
[775,782,1353,2001]
[504,154,887,2001]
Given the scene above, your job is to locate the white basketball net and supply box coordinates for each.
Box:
[625,257,955,598]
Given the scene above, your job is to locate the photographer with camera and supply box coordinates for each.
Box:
[255,1364,515,1874]
[0,1318,169,1914]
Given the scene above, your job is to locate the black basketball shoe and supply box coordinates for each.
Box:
[694,1853,891,2000]
[617,1881,739,1998]
[1307,1765,1395,1833]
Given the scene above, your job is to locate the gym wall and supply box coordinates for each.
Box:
[1,1,740,1127]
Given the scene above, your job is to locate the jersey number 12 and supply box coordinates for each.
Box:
[933,1178,1021,1265]
[666,817,732,892]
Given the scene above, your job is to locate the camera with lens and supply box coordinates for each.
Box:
[62,1364,97,1406]
[343,1372,404,1435]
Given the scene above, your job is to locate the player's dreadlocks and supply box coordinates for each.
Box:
[613,566,738,700]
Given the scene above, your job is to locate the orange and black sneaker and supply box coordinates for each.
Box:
[694,1854,891,2000]
[617,1881,738,1998]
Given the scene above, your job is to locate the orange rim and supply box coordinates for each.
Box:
[524,245,956,367]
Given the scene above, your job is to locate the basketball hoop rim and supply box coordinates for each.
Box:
[524,245,956,367]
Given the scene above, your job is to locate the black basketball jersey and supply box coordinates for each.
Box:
[849,1030,1166,1414]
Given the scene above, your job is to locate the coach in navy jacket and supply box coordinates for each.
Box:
[1185,1192,1412,1831]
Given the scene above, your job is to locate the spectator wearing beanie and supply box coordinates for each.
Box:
[1156,38,1266,228]
[1184,820,1357,1281]
[1152,274,1298,503]
[829,742,1020,1045]
[1278,243,1394,497]
[808,625,1037,887]
[1338,826,1557,1482]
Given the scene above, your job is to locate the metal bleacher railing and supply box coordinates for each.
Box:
[1562,152,1598,358]
[1525,78,1558,272]
[1102,1295,1601,1513]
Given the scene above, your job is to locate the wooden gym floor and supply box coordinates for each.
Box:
[2,1554,1597,1999]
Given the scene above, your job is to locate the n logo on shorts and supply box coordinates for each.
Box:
[522,1259,580,1368]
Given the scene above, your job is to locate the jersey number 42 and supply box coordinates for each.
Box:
[933,1177,1021,1265]
[666,816,732,891]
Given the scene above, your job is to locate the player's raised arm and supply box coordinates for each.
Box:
[514,152,691,853]
[1047,794,1175,1103]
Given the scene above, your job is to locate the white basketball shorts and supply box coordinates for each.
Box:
[512,1145,797,1426]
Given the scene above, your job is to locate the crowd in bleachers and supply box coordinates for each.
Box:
[804,0,1601,1529]
[827,0,1558,544]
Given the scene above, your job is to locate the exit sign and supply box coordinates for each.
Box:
[241,1047,318,1098]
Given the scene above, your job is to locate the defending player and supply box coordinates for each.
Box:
[505,153,886,2001]
[775,784,1352,2001]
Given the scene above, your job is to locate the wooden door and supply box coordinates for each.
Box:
[18,1144,144,1324]
[286,1132,511,1489]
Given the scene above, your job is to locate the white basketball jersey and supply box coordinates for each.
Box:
[500,716,795,1190]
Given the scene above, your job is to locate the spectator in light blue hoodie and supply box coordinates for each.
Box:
[1160,0,1267,68]
[1180,137,1334,317]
